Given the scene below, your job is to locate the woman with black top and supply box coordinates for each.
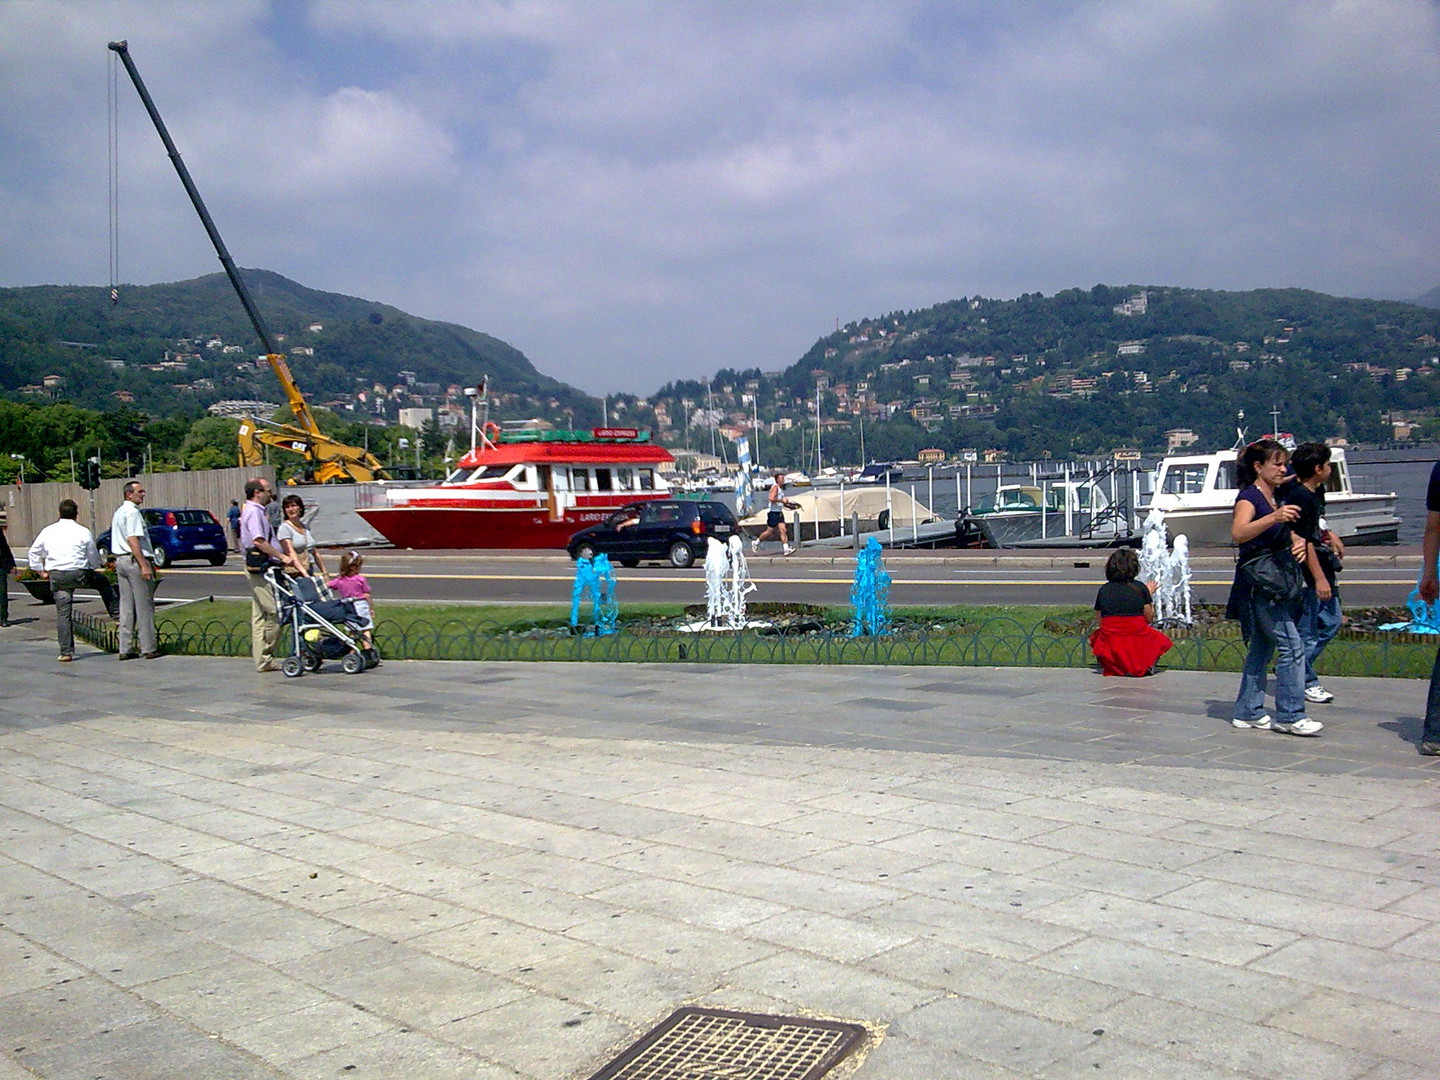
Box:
[1227,439,1321,736]
[1090,547,1172,676]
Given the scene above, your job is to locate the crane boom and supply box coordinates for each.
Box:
[108,40,388,483]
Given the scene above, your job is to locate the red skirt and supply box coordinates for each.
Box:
[1090,615,1173,677]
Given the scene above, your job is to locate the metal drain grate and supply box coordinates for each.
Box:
[587,1006,866,1080]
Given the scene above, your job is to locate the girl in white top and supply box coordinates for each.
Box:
[276,494,326,577]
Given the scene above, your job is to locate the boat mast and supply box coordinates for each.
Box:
[815,384,822,475]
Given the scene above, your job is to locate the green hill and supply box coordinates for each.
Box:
[0,270,590,420]
[657,284,1440,462]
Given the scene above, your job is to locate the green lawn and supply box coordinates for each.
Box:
[152,599,1434,676]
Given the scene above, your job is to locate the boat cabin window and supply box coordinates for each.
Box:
[1160,465,1209,496]
[594,468,614,492]
[1215,461,1237,490]
[638,468,656,490]
[975,489,1039,513]
[572,468,591,492]
[1324,458,1345,493]
[517,465,537,490]
[614,467,635,491]
[444,465,511,484]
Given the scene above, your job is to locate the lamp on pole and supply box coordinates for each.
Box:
[8,453,24,484]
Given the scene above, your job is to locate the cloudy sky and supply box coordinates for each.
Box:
[3,1,1439,395]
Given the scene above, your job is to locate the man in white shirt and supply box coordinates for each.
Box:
[28,499,116,662]
[111,480,159,660]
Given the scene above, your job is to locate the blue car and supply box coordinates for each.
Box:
[97,507,229,568]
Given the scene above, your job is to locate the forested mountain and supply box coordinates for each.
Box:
[3,274,1439,476]
[0,270,590,420]
[659,284,1440,464]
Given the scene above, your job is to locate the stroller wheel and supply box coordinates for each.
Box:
[281,655,304,678]
[341,652,366,675]
[302,651,323,672]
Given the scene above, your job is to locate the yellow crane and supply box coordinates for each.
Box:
[109,40,389,483]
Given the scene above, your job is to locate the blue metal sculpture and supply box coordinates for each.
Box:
[570,553,619,636]
[849,536,892,637]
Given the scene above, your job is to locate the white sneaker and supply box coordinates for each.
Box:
[1304,686,1335,704]
[1231,714,1273,730]
[782,544,795,556]
[1273,717,1323,736]
[750,537,759,553]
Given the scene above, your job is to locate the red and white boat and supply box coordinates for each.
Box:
[355,424,674,549]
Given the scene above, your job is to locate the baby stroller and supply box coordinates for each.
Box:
[267,567,372,677]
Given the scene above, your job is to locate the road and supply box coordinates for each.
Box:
[148,546,1425,609]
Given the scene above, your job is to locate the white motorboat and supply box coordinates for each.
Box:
[1143,447,1399,545]
[739,486,933,542]
[962,482,1134,548]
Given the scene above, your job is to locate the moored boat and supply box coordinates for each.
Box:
[355,425,674,549]
[1143,446,1399,545]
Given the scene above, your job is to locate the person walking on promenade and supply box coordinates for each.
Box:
[1418,458,1440,755]
[110,480,161,660]
[0,523,15,626]
[1278,442,1342,705]
[751,471,799,555]
[27,499,116,662]
[1227,439,1321,736]
[240,478,287,673]
[227,500,241,552]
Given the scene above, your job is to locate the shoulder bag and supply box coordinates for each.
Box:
[1240,548,1304,606]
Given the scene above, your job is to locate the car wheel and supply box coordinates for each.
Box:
[281,655,304,678]
[208,552,227,566]
[668,541,695,569]
[151,546,171,569]
[342,652,366,675]
[619,558,639,568]
[573,542,598,561]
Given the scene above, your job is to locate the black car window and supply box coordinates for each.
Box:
[141,510,165,526]
[174,510,210,525]
[640,503,678,525]
[698,503,736,525]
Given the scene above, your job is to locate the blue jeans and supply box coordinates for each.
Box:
[1299,589,1342,689]
[1425,648,1440,744]
[1234,593,1306,724]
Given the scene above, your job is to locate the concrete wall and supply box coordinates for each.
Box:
[2,466,273,547]
[1,467,396,550]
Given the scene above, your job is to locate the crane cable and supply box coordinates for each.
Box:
[107,48,119,305]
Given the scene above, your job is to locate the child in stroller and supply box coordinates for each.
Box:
[266,567,371,676]
[328,551,379,668]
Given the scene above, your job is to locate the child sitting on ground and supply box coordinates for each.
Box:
[1089,547,1173,677]
[329,550,379,667]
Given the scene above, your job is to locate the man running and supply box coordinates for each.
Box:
[751,471,800,555]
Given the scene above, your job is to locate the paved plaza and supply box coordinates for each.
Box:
[1,617,1438,1078]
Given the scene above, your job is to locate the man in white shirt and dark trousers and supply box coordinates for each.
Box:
[28,499,117,662]
[111,480,160,660]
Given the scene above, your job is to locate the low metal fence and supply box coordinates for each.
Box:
[71,609,1432,675]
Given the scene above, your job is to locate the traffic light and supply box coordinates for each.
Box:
[79,459,101,490]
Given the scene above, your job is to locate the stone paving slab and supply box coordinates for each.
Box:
[1,638,1438,1079]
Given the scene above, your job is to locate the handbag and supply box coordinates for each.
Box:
[244,547,270,572]
[1240,548,1304,606]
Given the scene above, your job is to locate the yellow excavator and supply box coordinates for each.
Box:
[110,41,389,483]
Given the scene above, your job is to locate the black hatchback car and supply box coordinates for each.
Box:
[566,499,738,568]
[97,507,229,568]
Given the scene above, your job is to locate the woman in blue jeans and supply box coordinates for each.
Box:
[1227,439,1323,737]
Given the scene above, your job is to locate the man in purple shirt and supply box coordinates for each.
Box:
[239,477,286,672]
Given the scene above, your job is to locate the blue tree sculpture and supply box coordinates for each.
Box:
[570,553,619,636]
[850,536,892,637]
